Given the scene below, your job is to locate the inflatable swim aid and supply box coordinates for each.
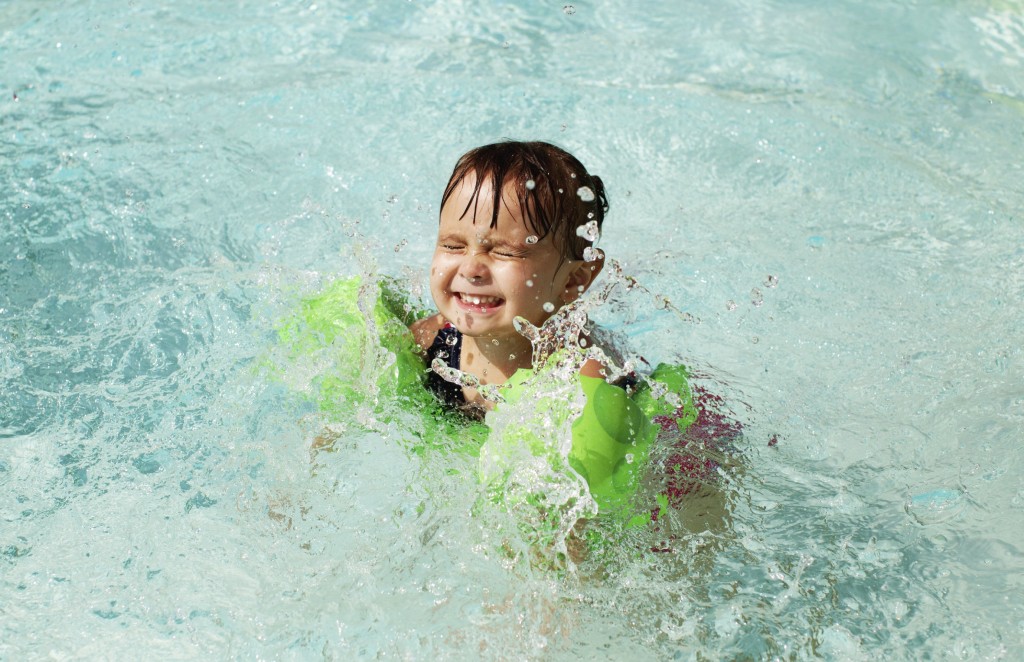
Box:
[274,275,488,452]
[488,360,697,524]
[275,276,703,522]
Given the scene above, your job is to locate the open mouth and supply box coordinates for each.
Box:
[455,292,504,312]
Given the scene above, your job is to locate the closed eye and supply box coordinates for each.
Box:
[493,248,529,258]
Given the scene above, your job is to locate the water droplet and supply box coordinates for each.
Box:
[576,186,595,202]
[525,235,539,244]
[563,4,576,15]
[543,302,555,313]
[525,179,536,190]
[764,274,779,288]
[575,220,599,242]
[525,279,534,287]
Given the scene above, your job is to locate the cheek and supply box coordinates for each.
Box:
[430,255,453,278]
[497,263,533,292]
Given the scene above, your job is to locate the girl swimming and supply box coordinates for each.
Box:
[411,140,612,418]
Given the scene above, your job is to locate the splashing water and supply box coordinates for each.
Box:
[575,220,600,242]
[421,257,711,564]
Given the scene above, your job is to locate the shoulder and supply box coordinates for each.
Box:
[579,357,607,380]
[410,313,448,352]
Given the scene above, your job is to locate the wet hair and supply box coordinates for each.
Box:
[440,140,609,261]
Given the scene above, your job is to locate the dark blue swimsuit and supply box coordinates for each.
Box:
[425,325,467,410]
[424,324,637,415]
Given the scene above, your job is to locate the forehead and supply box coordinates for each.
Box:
[439,175,528,234]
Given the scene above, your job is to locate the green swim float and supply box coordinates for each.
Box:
[275,276,697,522]
[490,359,696,522]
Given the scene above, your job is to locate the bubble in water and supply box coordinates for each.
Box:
[393,238,408,252]
[576,186,595,202]
[575,220,599,242]
[751,288,764,307]
[543,302,555,313]
[563,4,576,15]
[764,274,779,288]
[583,246,602,262]
[525,179,536,190]
[726,300,737,311]
[525,235,539,244]
[525,279,534,287]
[491,339,499,345]
[580,338,588,347]
[445,334,458,346]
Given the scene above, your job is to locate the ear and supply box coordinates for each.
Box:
[561,250,605,303]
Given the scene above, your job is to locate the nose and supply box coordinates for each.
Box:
[458,250,489,283]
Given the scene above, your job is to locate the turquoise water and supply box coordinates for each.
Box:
[3,0,1023,658]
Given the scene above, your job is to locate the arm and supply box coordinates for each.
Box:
[409,313,447,353]
[579,358,606,380]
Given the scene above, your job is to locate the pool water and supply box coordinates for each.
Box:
[2,0,1023,658]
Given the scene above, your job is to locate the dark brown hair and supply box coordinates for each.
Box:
[440,141,609,261]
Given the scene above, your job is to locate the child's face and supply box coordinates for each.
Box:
[430,175,586,343]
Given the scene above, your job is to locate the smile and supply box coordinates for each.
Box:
[455,292,504,310]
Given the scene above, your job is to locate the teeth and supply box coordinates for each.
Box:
[460,293,500,305]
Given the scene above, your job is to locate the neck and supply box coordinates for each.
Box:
[459,332,534,386]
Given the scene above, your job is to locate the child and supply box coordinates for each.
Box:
[411,141,611,419]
